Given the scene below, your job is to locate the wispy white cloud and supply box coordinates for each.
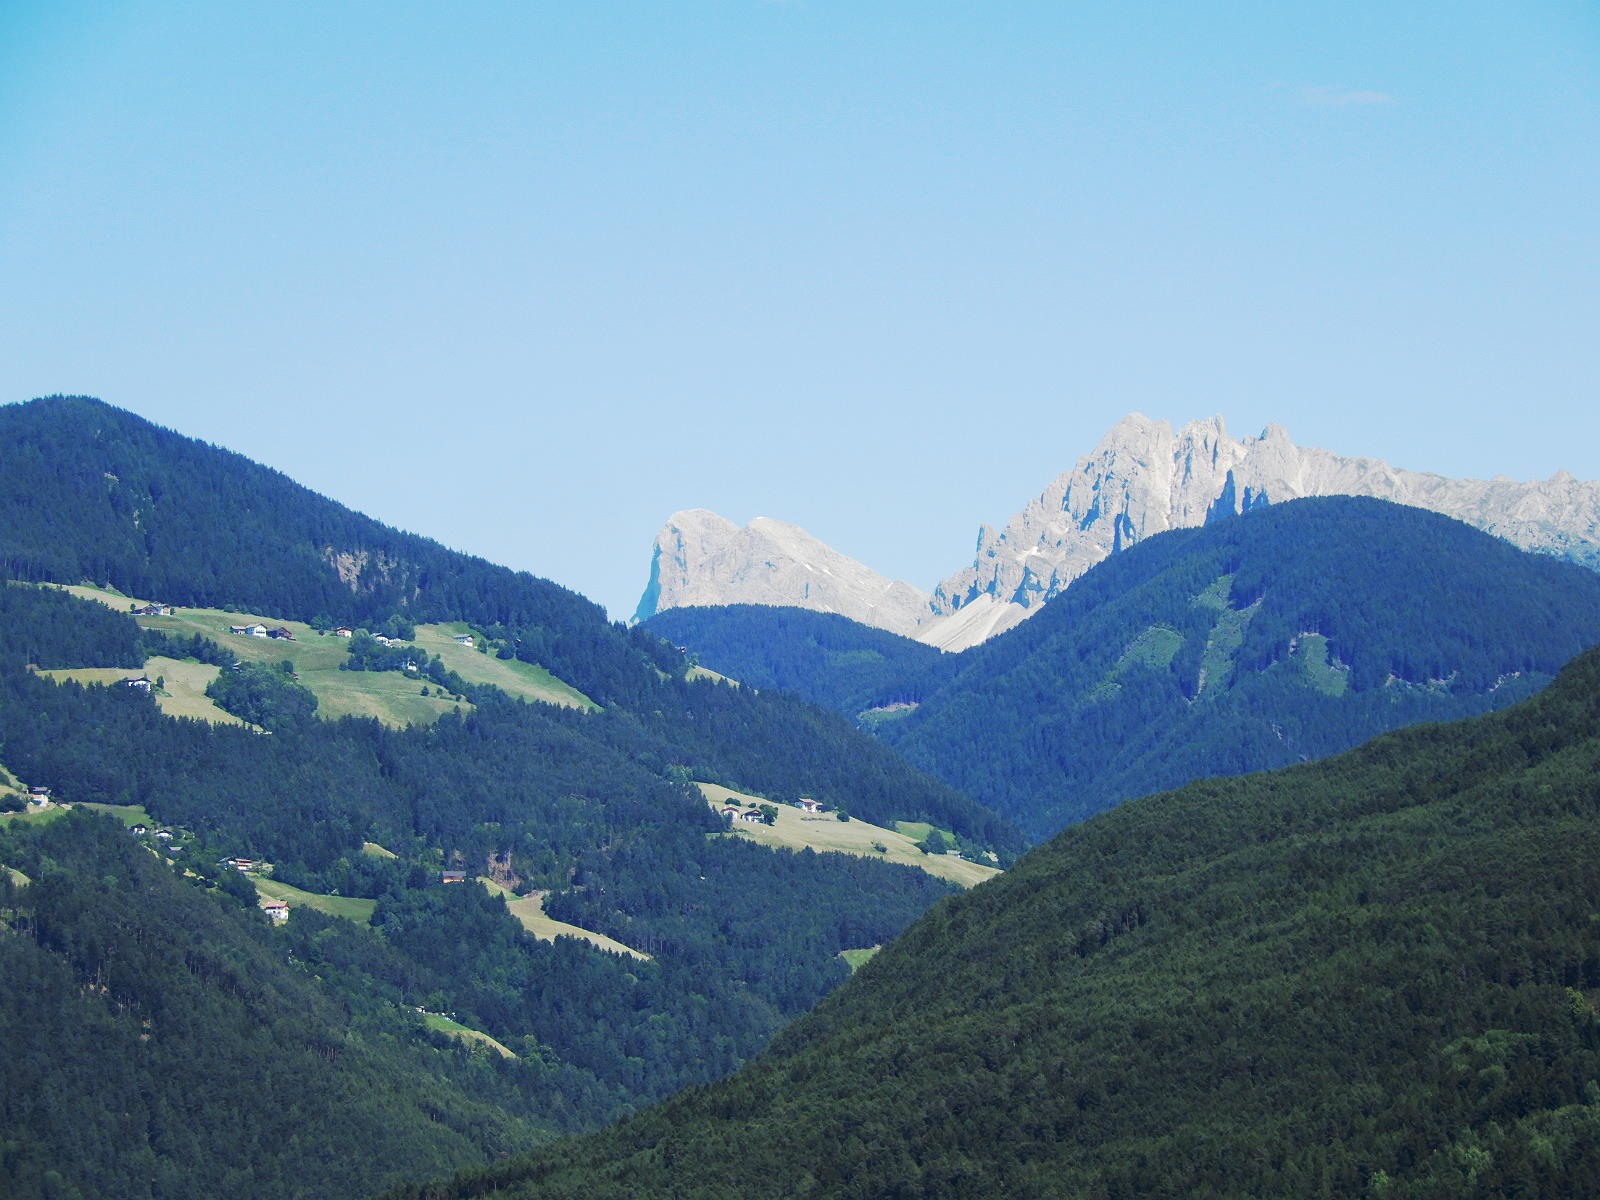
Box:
[1300,85,1396,107]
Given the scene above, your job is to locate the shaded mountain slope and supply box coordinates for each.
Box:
[0,395,644,703]
[387,642,1600,1200]
[884,497,1600,835]
[645,605,952,717]
[0,812,560,1200]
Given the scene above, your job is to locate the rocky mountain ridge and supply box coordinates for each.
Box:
[933,412,1600,620]
[635,414,1600,648]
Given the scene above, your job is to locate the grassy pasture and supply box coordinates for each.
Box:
[76,803,156,828]
[0,805,68,826]
[251,876,377,924]
[420,1011,517,1058]
[305,667,467,727]
[361,841,398,859]
[839,946,881,972]
[1293,632,1351,697]
[412,623,595,711]
[146,657,250,723]
[136,607,466,726]
[57,584,592,726]
[57,585,471,728]
[56,583,150,609]
[891,820,943,843]
[479,878,651,960]
[701,785,1000,889]
[38,657,253,728]
[1196,595,1261,698]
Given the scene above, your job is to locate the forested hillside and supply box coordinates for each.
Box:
[655,498,1600,837]
[0,396,1024,1194]
[0,561,960,1119]
[0,396,1015,850]
[389,642,1600,1200]
[645,605,951,716]
[0,812,560,1200]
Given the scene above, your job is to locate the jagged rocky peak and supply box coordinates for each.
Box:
[931,414,1600,620]
[634,508,936,637]
[638,415,1600,650]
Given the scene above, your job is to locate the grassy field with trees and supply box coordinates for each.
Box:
[698,783,999,888]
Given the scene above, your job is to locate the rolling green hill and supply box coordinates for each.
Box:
[387,642,1600,1200]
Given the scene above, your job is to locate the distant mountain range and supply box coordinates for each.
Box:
[636,414,1600,649]
[650,496,1600,837]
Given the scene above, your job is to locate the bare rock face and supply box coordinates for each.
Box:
[633,509,935,637]
[637,417,1600,649]
[932,414,1600,617]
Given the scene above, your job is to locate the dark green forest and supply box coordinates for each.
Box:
[386,641,1600,1200]
[0,396,1025,1195]
[653,498,1600,837]
[0,812,562,1200]
[0,396,1014,850]
[646,605,951,716]
[0,587,958,1138]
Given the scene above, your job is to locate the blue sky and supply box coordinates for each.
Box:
[3,1,1596,616]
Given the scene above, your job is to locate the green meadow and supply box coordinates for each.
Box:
[251,875,378,924]
[49,584,598,727]
[479,878,650,959]
[419,1011,517,1059]
[701,784,1000,889]
[838,946,881,972]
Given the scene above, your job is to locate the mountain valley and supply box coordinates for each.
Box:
[4,396,1599,1199]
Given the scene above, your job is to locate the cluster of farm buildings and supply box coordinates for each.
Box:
[719,796,824,822]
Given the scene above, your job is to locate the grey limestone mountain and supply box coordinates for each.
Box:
[932,413,1600,622]
[633,509,936,638]
[637,414,1600,649]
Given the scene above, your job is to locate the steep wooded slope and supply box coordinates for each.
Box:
[645,605,951,716]
[0,396,1016,848]
[0,397,1022,1193]
[0,812,560,1200]
[388,642,1600,1200]
[885,497,1600,835]
[0,543,962,1127]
